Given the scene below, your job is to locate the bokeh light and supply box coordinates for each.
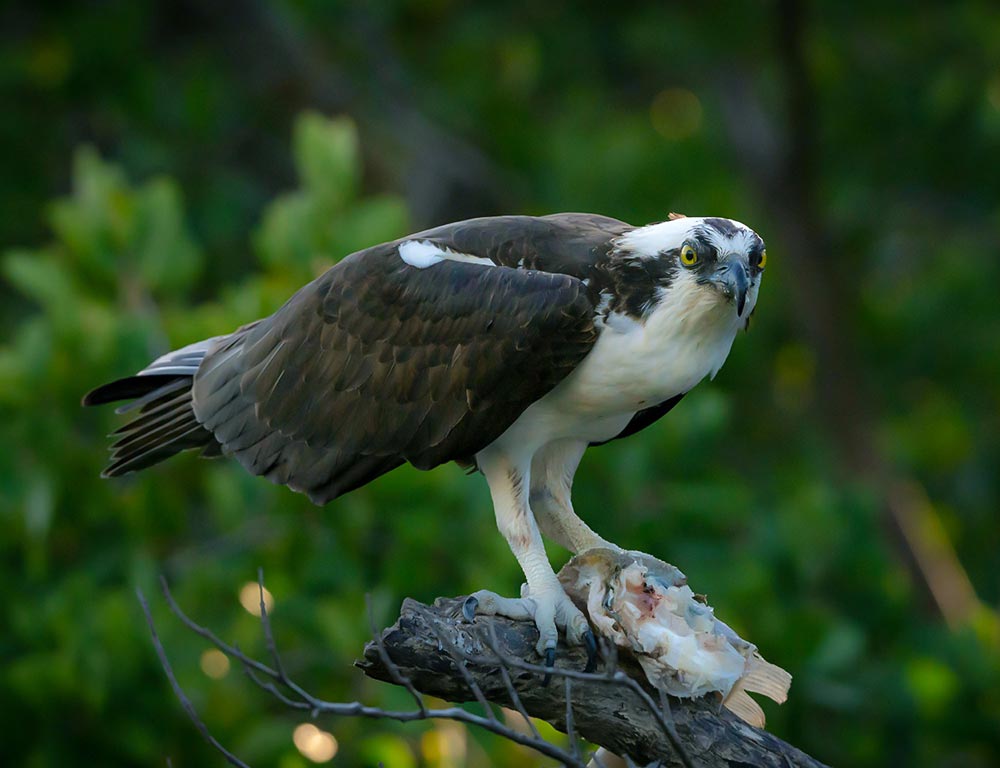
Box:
[420,721,466,768]
[239,582,275,616]
[199,649,230,680]
[293,723,338,763]
[650,87,703,140]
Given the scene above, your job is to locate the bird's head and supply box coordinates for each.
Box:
[610,215,766,327]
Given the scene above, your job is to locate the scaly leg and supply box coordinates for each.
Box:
[529,439,621,554]
[466,447,595,670]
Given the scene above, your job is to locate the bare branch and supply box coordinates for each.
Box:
[143,577,592,767]
[159,576,277,680]
[255,568,287,681]
[565,677,581,764]
[484,623,541,741]
[240,659,309,710]
[420,608,501,727]
[365,593,427,716]
[405,602,694,768]
[136,588,252,768]
[361,597,830,768]
[140,578,827,768]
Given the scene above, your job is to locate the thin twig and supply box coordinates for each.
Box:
[256,568,287,680]
[421,611,500,726]
[602,639,619,680]
[610,671,693,768]
[658,687,683,753]
[484,623,542,740]
[146,577,588,767]
[136,588,252,768]
[240,659,309,710]
[565,676,581,764]
[365,594,427,716]
[159,576,277,679]
[414,606,695,768]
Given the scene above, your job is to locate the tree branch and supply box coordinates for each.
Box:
[358,596,828,768]
[140,575,828,768]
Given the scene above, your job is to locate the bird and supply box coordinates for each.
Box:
[83,211,766,674]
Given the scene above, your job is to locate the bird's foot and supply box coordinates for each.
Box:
[462,583,598,681]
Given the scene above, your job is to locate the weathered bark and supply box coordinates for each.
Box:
[358,596,829,768]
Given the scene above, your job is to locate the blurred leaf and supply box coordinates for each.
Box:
[362,733,417,768]
[293,112,360,210]
[132,177,201,294]
[254,191,315,271]
[47,147,131,278]
[3,250,77,325]
[328,195,410,257]
[906,657,959,716]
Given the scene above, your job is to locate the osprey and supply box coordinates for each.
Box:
[84,212,765,670]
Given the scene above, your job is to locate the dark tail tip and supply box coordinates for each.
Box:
[84,373,213,475]
[83,376,170,407]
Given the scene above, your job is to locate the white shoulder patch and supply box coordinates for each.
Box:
[605,311,642,334]
[398,240,495,269]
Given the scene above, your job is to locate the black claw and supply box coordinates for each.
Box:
[542,647,556,686]
[583,630,598,673]
[462,596,478,622]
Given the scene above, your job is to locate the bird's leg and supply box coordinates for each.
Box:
[529,440,621,554]
[466,448,593,669]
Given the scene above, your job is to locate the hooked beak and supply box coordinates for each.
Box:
[712,260,749,317]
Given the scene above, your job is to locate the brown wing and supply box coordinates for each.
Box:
[191,243,598,503]
[591,393,685,447]
[411,213,630,277]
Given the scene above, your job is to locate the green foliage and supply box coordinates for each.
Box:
[2,4,1000,767]
[257,113,407,276]
[46,148,201,295]
[2,112,435,767]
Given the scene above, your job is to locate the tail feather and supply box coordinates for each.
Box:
[110,400,197,451]
[83,339,224,476]
[111,389,192,434]
[104,423,210,477]
[82,375,186,408]
[114,378,190,415]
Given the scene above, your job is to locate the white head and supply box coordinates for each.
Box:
[613,215,767,325]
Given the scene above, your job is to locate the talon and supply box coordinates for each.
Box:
[583,629,598,673]
[542,647,556,686]
[462,595,478,622]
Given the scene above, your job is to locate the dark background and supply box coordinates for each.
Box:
[2,1,999,766]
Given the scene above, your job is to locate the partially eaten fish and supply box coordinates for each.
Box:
[558,548,791,727]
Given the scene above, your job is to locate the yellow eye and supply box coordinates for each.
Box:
[757,249,767,269]
[680,244,698,266]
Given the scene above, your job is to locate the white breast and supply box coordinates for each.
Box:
[486,270,741,454]
[563,274,740,413]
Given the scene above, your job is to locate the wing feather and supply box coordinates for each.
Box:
[191,242,599,503]
[84,213,634,485]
